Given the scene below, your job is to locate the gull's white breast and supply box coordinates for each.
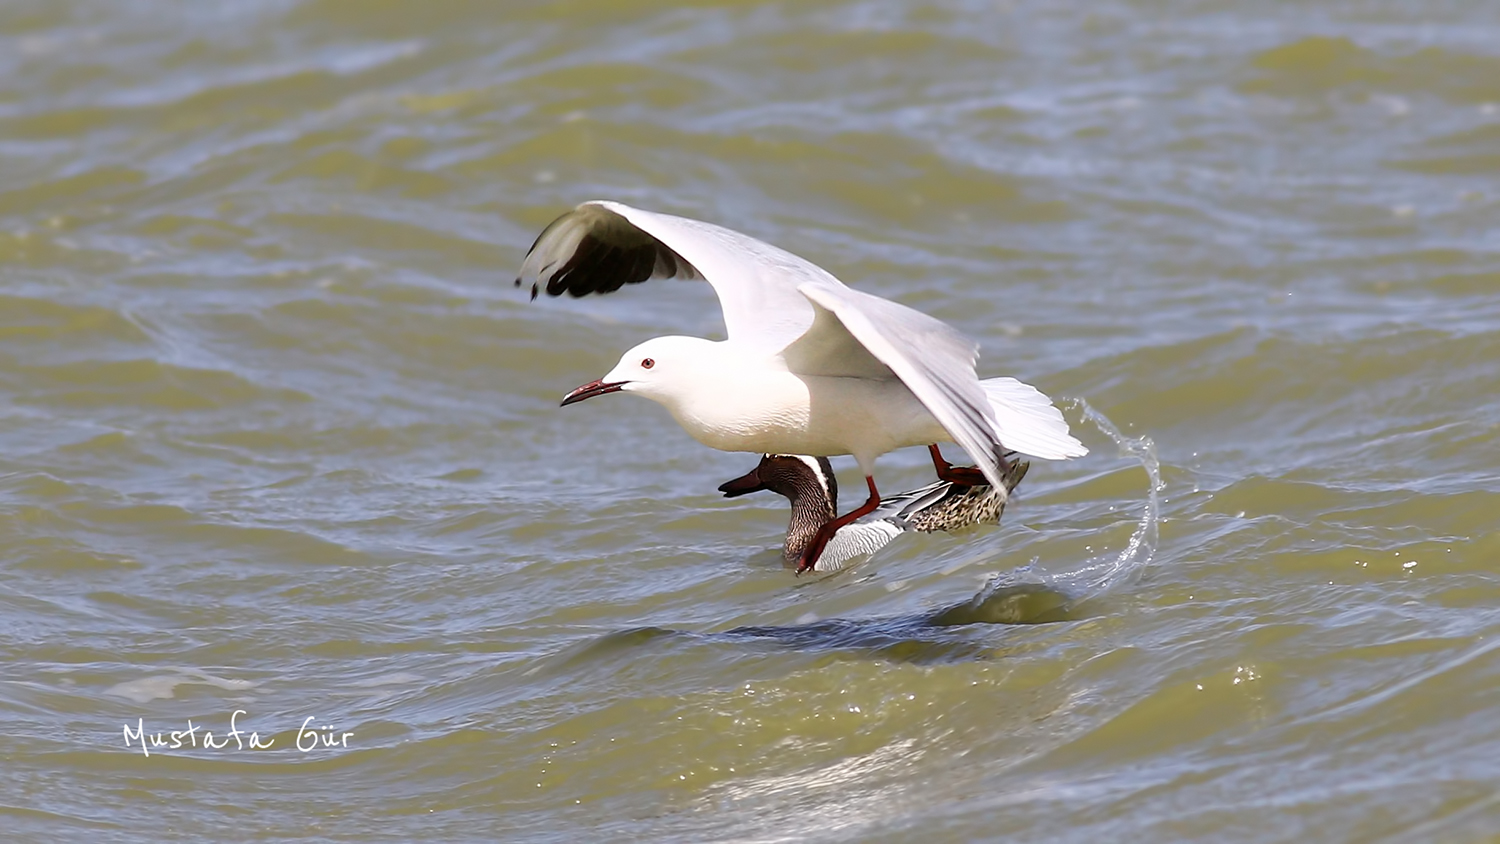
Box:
[665,364,948,460]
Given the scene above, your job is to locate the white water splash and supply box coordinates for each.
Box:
[1068,398,1161,599]
[973,398,1160,608]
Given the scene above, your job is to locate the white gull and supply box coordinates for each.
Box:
[718,454,1031,573]
[516,200,1086,572]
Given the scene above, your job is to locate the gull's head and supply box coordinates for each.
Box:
[560,336,717,408]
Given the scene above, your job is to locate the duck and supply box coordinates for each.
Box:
[718,454,1030,573]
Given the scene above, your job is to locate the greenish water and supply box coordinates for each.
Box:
[1,1,1498,841]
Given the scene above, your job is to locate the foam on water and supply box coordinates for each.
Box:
[103,671,258,704]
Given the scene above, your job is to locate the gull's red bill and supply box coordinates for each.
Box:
[560,379,624,407]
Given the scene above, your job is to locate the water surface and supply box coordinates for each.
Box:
[1,1,1498,841]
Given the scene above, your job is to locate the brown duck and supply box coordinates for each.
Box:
[719,453,1030,573]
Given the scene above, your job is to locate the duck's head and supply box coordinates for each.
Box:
[720,455,840,566]
[718,454,838,512]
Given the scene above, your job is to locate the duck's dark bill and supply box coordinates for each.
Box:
[560,379,624,406]
[717,466,766,498]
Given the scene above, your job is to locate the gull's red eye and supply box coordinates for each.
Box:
[641,358,655,369]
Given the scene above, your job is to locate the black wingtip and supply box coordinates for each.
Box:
[515,276,542,301]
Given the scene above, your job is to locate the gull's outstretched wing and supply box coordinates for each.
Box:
[788,283,1009,487]
[786,284,1083,480]
[980,377,1088,460]
[516,201,834,349]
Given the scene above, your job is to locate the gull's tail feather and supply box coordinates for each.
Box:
[980,377,1088,460]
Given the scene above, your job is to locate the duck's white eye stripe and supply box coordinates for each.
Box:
[791,455,832,502]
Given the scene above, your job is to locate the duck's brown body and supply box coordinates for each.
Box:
[719,454,1030,572]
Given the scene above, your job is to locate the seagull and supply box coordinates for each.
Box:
[516,200,1086,572]
[718,453,1031,573]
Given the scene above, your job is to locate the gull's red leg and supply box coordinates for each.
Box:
[928,444,990,487]
[796,475,882,574]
